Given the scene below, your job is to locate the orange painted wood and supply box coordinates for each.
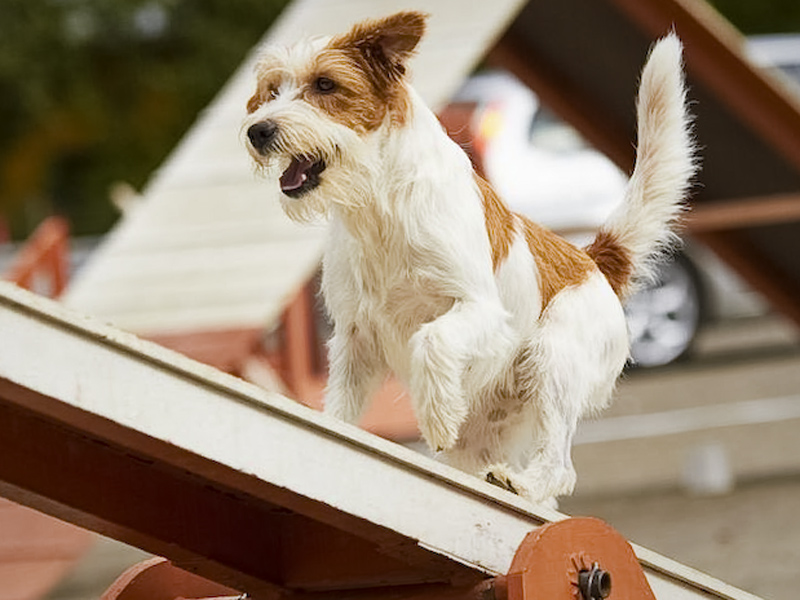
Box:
[146,327,263,373]
[5,217,70,299]
[0,381,477,597]
[687,193,800,233]
[696,230,800,328]
[281,580,500,600]
[283,283,318,399]
[439,102,488,178]
[0,498,93,600]
[507,518,656,600]
[292,375,420,442]
[608,0,800,173]
[101,558,239,600]
[101,559,496,600]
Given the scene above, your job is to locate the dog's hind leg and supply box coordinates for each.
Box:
[485,277,629,502]
[324,324,387,425]
[481,353,580,503]
[482,382,580,503]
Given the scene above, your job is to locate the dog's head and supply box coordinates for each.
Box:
[244,11,427,220]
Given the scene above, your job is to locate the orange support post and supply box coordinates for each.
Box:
[5,216,70,298]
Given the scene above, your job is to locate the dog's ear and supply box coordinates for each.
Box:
[336,11,428,82]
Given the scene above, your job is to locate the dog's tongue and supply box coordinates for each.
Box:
[280,157,315,192]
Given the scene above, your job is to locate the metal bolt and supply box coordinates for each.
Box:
[578,562,612,600]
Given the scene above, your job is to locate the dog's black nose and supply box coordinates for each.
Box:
[247,121,278,154]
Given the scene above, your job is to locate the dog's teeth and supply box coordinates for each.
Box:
[301,173,307,182]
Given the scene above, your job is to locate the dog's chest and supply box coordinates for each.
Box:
[351,244,451,333]
[327,223,452,348]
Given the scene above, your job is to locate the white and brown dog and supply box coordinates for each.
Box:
[244,12,695,503]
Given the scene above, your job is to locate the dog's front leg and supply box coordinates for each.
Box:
[324,324,386,424]
[410,299,513,452]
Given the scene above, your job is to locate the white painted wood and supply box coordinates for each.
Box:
[0,282,763,600]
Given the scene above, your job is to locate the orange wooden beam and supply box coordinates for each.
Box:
[282,283,319,400]
[695,230,800,327]
[607,0,800,174]
[146,327,264,374]
[102,558,239,600]
[5,216,70,298]
[0,379,479,598]
[103,518,665,600]
[103,557,500,600]
[687,193,800,233]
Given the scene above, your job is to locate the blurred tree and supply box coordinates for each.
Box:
[709,0,800,34]
[0,0,287,238]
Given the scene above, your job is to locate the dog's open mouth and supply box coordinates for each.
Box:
[280,156,326,198]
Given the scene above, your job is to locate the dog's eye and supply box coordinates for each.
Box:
[314,76,336,94]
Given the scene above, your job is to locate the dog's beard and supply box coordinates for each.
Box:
[249,118,378,222]
[278,156,376,223]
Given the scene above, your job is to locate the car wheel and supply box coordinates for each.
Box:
[624,253,704,367]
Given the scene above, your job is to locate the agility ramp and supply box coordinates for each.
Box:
[0,281,762,600]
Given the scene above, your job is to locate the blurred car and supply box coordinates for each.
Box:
[442,35,800,367]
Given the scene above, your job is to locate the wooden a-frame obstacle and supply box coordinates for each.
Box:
[0,282,762,600]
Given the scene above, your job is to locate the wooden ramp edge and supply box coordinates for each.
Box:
[0,281,760,600]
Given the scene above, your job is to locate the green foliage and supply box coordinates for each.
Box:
[0,0,287,237]
[708,0,800,34]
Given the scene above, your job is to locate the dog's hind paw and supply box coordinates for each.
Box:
[485,471,519,495]
[483,464,531,498]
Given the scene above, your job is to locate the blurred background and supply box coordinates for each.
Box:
[1,1,799,600]
[0,0,288,239]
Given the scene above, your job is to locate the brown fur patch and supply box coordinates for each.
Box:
[475,174,597,309]
[475,174,515,269]
[246,13,426,127]
[325,11,427,128]
[304,48,393,132]
[585,230,633,296]
[520,216,596,310]
[246,55,283,114]
[246,94,261,114]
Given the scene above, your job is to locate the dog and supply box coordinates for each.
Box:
[244,11,695,503]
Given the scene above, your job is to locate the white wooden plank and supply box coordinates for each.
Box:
[0,282,765,600]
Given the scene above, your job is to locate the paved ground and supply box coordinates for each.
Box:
[562,315,800,600]
[562,475,800,600]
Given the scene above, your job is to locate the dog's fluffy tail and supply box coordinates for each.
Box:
[586,33,696,299]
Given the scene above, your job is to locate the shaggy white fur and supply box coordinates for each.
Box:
[244,12,695,503]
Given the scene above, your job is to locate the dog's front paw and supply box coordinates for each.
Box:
[417,399,466,451]
[410,328,469,451]
[323,392,363,425]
